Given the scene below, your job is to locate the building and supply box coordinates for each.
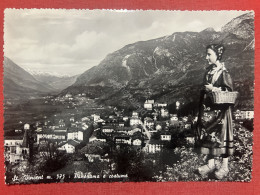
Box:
[185,123,192,129]
[85,154,102,162]
[71,122,79,128]
[155,124,162,131]
[119,122,125,127]
[58,140,81,153]
[131,131,144,146]
[65,93,72,98]
[53,128,67,132]
[115,126,130,134]
[144,100,154,110]
[35,121,41,127]
[114,136,131,145]
[234,112,240,120]
[186,137,195,145]
[92,114,101,122]
[132,111,139,118]
[146,139,162,153]
[132,137,143,151]
[59,121,66,128]
[170,114,178,121]
[96,118,105,124]
[15,129,22,133]
[81,117,91,122]
[170,115,180,126]
[123,117,129,121]
[36,130,67,144]
[24,123,30,130]
[160,134,171,141]
[144,117,154,129]
[95,136,107,142]
[127,127,142,135]
[182,116,189,122]
[154,102,167,108]
[102,126,114,134]
[160,108,169,118]
[240,110,254,119]
[4,130,30,164]
[132,138,142,146]
[67,129,84,141]
[130,117,142,126]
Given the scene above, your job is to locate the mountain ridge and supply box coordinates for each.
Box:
[3,57,56,99]
[61,12,254,111]
[30,71,79,92]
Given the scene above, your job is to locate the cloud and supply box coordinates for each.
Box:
[4,9,248,76]
[186,20,205,31]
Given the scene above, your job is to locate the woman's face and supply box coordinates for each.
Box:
[206,48,218,65]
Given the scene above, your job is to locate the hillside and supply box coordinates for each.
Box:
[3,57,56,99]
[61,12,254,111]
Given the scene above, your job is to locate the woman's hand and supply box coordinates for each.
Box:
[204,84,214,92]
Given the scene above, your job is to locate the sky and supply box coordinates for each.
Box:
[4,9,249,76]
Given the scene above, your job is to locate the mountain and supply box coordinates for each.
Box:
[25,69,71,78]
[27,70,78,92]
[3,57,56,99]
[62,12,254,111]
[221,12,254,40]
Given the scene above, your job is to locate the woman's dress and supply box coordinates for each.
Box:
[196,63,234,157]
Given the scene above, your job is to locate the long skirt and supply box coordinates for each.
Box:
[196,95,234,157]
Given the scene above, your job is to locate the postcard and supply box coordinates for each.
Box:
[3,9,254,184]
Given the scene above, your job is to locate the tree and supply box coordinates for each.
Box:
[242,119,254,132]
[110,146,155,181]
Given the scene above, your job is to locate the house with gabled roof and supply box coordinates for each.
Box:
[58,139,81,153]
[127,127,142,135]
[131,131,144,147]
[123,116,129,121]
[89,130,107,143]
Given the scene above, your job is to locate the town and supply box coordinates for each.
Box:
[4,93,254,183]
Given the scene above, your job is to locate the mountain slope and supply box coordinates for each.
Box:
[29,71,78,92]
[4,57,56,99]
[62,12,254,110]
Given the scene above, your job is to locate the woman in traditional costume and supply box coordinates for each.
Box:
[196,44,234,179]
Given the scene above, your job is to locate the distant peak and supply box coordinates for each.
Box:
[200,27,216,33]
[25,69,71,78]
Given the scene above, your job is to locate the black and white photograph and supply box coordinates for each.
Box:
[3,9,254,184]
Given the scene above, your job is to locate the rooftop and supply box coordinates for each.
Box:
[59,139,81,147]
[4,136,23,140]
[145,100,155,104]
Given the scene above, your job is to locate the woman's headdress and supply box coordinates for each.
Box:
[206,44,225,60]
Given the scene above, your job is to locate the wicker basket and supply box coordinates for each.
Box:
[210,91,239,104]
